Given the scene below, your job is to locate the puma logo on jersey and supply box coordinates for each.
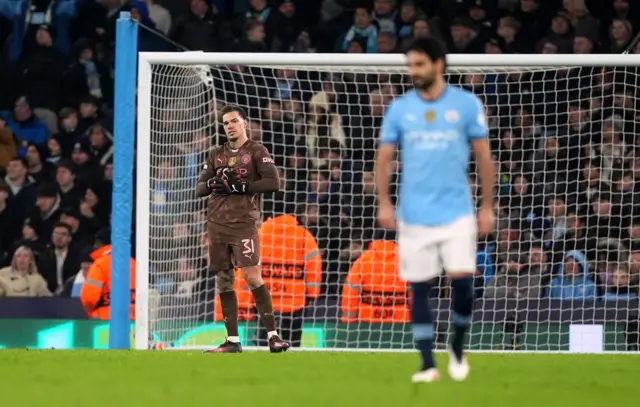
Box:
[262,157,274,163]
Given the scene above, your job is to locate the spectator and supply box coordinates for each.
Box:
[144,0,172,35]
[603,265,638,301]
[53,107,81,155]
[4,157,36,218]
[0,97,49,156]
[62,38,113,108]
[484,251,542,299]
[0,245,51,297]
[549,251,596,300]
[129,0,170,52]
[26,143,54,186]
[19,24,67,111]
[313,0,347,53]
[56,160,83,209]
[37,221,80,294]
[0,0,77,62]
[341,5,378,53]
[87,124,114,166]
[69,140,102,187]
[171,0,219,52]
[77,96,101,134]
[26,183,62,241]
[377,30,398,53]
[238,19,267,52]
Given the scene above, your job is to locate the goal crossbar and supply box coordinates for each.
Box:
[138,52,640,67]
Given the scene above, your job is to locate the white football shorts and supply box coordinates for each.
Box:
[398,215,477,282]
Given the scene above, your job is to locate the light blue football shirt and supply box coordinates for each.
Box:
[380,86,488,227]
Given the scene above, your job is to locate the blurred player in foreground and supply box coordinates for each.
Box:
[196,105,290,353]
[375,37,495,382]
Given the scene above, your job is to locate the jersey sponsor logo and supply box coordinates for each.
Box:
[261,263,305,280]
[241,154,251,164]
[445,110,460,123]
[404,129,460,148]
[262,157,274,163]
[425,109,436,123]
[360,290,408,306]
[228,157,238,166]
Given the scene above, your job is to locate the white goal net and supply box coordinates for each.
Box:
[136,54,640,352]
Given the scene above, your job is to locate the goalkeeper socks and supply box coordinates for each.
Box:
[450,277,474,362]
[219,291,240,338]
[252,284,277,332]
[411,282,435,371]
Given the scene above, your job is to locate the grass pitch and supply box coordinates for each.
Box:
[0,350,636,407]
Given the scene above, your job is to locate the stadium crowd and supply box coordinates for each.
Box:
[0,0,639,331]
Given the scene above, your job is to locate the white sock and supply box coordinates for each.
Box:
[227,336,240,343]
[267,331,278,339]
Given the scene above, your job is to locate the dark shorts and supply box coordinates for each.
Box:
[207,223,260,271]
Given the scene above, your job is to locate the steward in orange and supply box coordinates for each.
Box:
[258,214,322,346]
[341,240,410,323]
[80,245,137,320]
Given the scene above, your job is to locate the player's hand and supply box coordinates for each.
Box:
[210,168,249,195]
[477,206,495,238]
[378,202,397,230]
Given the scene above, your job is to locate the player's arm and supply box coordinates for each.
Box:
[195,150,216,197]
[250,145,279,193]
[375,102,401,207]
[467,97,495,209]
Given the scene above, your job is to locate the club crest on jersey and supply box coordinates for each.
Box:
[241,154,251,164]
[425,110,436,123]
[445,110,460,123]
[228,156,238,167]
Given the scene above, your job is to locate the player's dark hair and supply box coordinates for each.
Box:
[221,105,247,120]
[405,36,447,66]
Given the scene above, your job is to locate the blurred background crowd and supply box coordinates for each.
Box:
[0,0,639,326]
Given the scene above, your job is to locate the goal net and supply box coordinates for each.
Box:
[137,53,640,352]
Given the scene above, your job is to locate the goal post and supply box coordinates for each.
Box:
[127,25,640,351]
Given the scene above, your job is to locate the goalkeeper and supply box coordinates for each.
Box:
[196,105,290,353]
[375,37,495,383]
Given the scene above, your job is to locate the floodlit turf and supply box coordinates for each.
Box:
[0,350,637,407]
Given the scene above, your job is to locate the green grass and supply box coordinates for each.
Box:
[0,350,637,406]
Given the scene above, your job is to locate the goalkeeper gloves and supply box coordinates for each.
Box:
[209,168,249,195]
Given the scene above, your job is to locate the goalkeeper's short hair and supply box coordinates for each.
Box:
[221,105,247,120]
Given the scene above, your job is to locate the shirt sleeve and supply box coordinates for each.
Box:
[197,150,216,183]
[253,144,278,179]
[466,95,489,141]
[379,100,402,145]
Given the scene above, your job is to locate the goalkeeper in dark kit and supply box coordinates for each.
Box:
[196,105,290,353]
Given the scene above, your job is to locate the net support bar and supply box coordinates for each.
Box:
[138,52,640,67]
[111,11,138,349]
